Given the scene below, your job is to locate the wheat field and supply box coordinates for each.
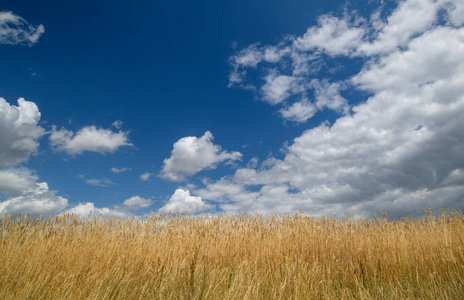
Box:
[1,209,463,299]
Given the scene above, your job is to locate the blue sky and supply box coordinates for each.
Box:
[1,0,464,219]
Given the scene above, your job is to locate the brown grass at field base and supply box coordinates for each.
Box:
[1,209,463,299]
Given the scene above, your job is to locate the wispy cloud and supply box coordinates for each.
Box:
[79,175,115,187]
[140,173,153,181]
[112,120,123,129]
[111,167,131,173]
[0,11,44,46]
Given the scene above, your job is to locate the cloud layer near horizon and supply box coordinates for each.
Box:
[2,1,464,219]
[0,98,67,217]
[158,189,212,214]
[0,98,137,218]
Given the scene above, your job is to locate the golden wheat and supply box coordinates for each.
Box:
[1,209,463,299]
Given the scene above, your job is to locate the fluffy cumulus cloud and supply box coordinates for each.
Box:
[49,125,132,156]
[310,79,349,113]
[123,196,153,210]
[0,99,140,218]
[0,181,67,218]
[199,0,464,218]
[161,131,242,181]
[294,15,365,55]
[63,196,155,219]
[158,189,212,214]
[279,99,316,123]
[62,196,154,219]
[227,0,464,125]
[63,202,130,219]
[261,72,301,105]
[0,98,45,169]
[0,168,40,197]
[357,0,439,55]
[0,168,67,218]
[0,98,67,218]
[0,11,45,45]
[0,168,68,218]
[0,98,135,218]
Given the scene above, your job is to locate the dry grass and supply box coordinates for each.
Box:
[1,209,463,299]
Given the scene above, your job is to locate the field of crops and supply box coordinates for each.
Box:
[1,210,463,299]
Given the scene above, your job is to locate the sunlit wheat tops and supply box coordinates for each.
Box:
[1,210,464,299]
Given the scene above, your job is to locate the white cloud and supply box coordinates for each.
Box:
[261,72,301,105]
[228,44,264,87]
[310,79,349,113]
[195,179,255,204]
[63,202,129,219]
[229,43,264,68]
[357,0,439,55]
[111,167,130,173]
[210,0,464,218]
[247,157,259,169]
[289,51,321,76]
[227,0,464,125]
[0,11,45,46]
[0,168,39,197]
[352,26,464,94]
[0,97,137,218]
[63,196,155,219]
[0,98,68,218]
[158,189,212,214]
[161,131,242,181]
[442,0,464,26]
[0,180,67,218]
[123,196,153,210]
[280,99,317,123]
[80,176,115,187]
[0,98,45,169]
[294,15,365,56]
[264,46,290,63]
[112,120,123,129]
[49,125,132,156]
[140,172,152,181]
